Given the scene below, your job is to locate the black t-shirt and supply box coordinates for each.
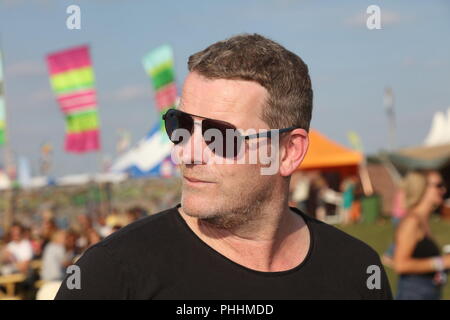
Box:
[55,204,392,300]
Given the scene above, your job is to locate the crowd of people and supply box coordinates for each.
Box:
[1,169,449,299]
[289,171,363,224]
[291,169,450,300]
[0,206,148,299]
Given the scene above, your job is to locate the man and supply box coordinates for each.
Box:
[56,34,392,299]
[2,223,33,275]
[41,230,70,282]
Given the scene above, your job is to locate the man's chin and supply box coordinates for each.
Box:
[183,209,211,219]
[181,197,215,218]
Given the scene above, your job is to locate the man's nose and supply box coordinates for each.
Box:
[180,121,208,165]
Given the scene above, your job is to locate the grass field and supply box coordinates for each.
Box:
[337,217,450,299]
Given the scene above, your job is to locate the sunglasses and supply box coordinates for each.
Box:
[162,108,299,158]
[429,182,447,190]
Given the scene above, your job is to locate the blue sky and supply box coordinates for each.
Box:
[0,0,449,176]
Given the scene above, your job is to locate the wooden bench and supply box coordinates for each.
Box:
[0,273,26,300]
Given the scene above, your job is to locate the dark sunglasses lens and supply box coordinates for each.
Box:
[202,119,242,158]
[164,110,193,144]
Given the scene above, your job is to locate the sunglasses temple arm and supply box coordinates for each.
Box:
[243,132,271,140]
[243,127,299,140]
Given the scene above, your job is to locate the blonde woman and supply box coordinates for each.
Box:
[394,170,449,299]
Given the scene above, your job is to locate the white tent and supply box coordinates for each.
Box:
[56,173,91,186]
[110,123,177,178]
[424,107,450,146]
[54,172,127,187]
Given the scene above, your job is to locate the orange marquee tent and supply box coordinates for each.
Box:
[298,129,363,173]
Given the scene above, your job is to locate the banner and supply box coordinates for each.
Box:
[347,131,364,152]
[142,45,178,130]
[46,45,100,153]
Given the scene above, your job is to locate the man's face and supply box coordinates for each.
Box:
[177,72,278,226]
[11,226,22,242]
[424,171,447,208]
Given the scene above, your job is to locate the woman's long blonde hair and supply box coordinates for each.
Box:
[402,170,431,210]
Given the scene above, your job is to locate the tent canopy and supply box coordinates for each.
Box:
[298,130,363,170]
[399,143,450,161]
[386,107,450,171]
[110,124,176,178]
[424,107,450,146]
[387,143,450,170]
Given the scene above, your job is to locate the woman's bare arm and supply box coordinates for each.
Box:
[394,217,450,274]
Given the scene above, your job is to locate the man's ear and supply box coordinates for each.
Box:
[279,129,309,177]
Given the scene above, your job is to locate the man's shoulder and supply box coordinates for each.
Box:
[94,204,181,254]
[302,213,380,261]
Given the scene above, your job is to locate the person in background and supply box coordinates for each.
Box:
[77,214,93,231]
[394,170,450,300]
[392,183,408,225]
[314,175,341,222]
[86,229,101,248]
[125,206,145,225]
[111,225,122,233]
[40,218,57,252]
[382,180,407,267]
[305,173,324,219]
[349,179,364,223]
[29,225,44,258]
[106,208,123,228]
[75,214,93,251]
[340,176,357,225]
[290,172,311,213]
[95,215,113,239]
[65,229,81,264]
[41,230,70,282]
[1,224,33,275]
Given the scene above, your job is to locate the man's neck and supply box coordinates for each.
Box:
[178,202,310,272]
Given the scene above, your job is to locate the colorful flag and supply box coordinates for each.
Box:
[0,50,6,145]
[46,45,100,153]
[116,128,131,154]
[142,45,178,131]
[347,131,364,152]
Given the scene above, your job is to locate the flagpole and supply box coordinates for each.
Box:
[0,34,14,232]
[384,87,396,151]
